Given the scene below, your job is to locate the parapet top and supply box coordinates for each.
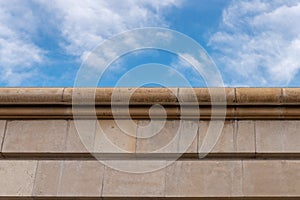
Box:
[0,87,299,105]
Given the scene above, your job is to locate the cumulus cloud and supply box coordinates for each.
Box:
[0,0,44,85]
[0,0,181,86]
[38,0,181,57]
[209,0,300,86]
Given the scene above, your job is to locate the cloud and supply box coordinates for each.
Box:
[0,0,44,85]
[38,0,181,58]
[208,0,300,86]
[0,0,181,86]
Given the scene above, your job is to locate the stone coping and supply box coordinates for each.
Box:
[0,88,299,119]
[0,87,299,105]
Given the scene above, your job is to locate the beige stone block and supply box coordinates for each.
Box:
[94,120,137,154]
[64,88,178,105]
[283,88,300,104]
[65,120,97,153]
[34,160,104,197]
[0,160,37,196]
[0,88,64,104]
[236,107,282,119]
[236,121,255,153]
[236,88,282,104]
[33,161,62,196]
[136,120,198,155]
[166,160,242,197]
[3,120,67,153]
[256,120,300,153]
[102,160,166,197]
[64,88,112,104]
[198,121,234,154]
[59,161,104,196]
[244,160,300,196]
[178,88,235,105]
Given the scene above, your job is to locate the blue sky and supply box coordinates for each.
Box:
[0,0,300,87]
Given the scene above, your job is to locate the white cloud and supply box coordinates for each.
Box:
[209,0,300,86]
[0,0,44,86]
[38,0,181,57]
[0,0,181,86]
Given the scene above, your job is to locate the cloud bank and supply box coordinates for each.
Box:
[209,0,300,86]
[0,0,181,85]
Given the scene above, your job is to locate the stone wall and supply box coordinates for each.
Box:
[0,88,299,199]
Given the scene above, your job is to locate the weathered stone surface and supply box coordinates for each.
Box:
[244,160,300,196]
[283,88,300,104]
[0,120,6,156]
[136,120,198,155]
[236,88,282,104]
[34,160,104,197]
[3,120,68,153]
[178,88,235,105]
[0,88,64,104]
[102,160,166,197]
[64,88,178,105]
[256,120,300,153]
[198,121,234,154]
[33,161,61,196]
[65,120,97,153]
[59,161,104,196]
[166,160,242,197]
[236,120,255,153]
[0,160,37,196]
[94,120,137,153]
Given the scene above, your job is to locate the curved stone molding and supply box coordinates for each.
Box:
[0,88,299,119]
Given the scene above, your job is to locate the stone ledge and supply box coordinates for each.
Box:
[1,120,300,159]
[0,88,299,119]
[0,160,300,198]
[0,88,299,105]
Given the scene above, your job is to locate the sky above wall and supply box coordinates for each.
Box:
[0,0,300,87]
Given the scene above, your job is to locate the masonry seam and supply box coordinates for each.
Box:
[135,120,140,154]
[196,121,200,159]
[254,120,257,157]
[242,159,245,197]
[163,160,168,197]
[0,120,8,155]
[100,165,106,197]
[63,120,70,152]
[280,88,284,118]
[234,120,238,152]
[234,88,237,120]
[62,87,66,103]
[31,160,40,196]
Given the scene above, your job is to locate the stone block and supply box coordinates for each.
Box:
[33,161,61,196]
[236,88,282,104]
[236,120,255,153]
[102,160,166,197]
[243,160,300,196]
[3,120,67,153]
[136,120,198,156]
[198,120,234,154]
[33,160,104,197]
[256,120,300,153]
[0,88,64,104]
[65,120,97,153]
[94,120,137,154]
[165,160,242,197]
[178,88,235,105]
[283,88,300,103]
[64,88,178,105]
[0,160,37,196]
